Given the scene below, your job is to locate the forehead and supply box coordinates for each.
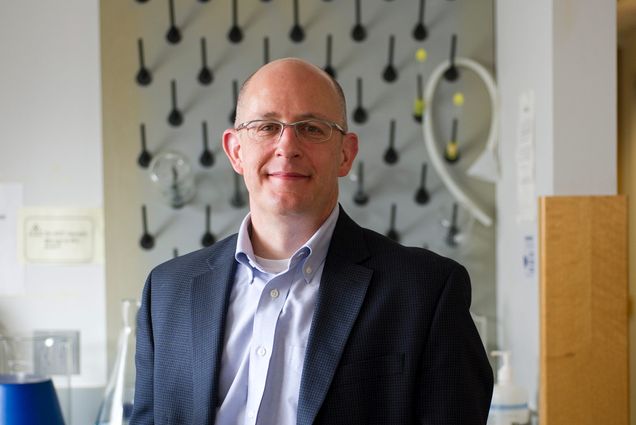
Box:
[240,63,341,121]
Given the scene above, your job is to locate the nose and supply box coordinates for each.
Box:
[275,124,302,158]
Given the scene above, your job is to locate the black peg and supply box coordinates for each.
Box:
[135,0,149,3]
[228,0,243,43]
[352,77,368,124]
[135,39,152,86]
[443,34,460,82]
[413,74,424,123]
[386,203,400,242]
[201,205,216,247]
[198,38,213,85]
[353,161,369,206]
[139,205,155,250]
[199,121,214,167]
[444,118,460,163]
[137,124,152,168]
[412,0,428,41]
[263,37,270,65]
[382,35,398,83]
[289,0,305,43]
[351,0,367,42]
[383,120,399,165]
[167,80,183,127]
[445,203,460,247]
[414,163,430,205]
[165,0,182,44]
[230,171,246,208]
[173,247,179,258]
[323,34,336,78]
[229,80,238,124]
[198,0,209,3]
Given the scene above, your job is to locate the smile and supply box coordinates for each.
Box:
[268,172,309,179]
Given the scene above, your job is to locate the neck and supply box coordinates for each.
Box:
[249,205,335,259]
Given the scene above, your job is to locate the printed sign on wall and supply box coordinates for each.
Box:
[19,208,104,264]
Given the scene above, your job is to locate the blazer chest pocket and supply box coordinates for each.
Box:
[331,352,405,388]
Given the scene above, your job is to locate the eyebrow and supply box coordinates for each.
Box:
[259,111,335,122]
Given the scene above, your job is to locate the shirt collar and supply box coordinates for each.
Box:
[235,205,340,284]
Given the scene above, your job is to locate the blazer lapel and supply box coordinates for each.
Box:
[297,209,373,425]
[191,236,238,425]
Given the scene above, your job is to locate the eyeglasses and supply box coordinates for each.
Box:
[235,119,346,144]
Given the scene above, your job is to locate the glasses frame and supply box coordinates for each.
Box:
[235,118,347,144]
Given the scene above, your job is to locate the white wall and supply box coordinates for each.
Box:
[0,0,105,389]
[495,0,616,410]
[553,1,617,195]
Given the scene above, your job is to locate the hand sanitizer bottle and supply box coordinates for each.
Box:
[487,351,530,425]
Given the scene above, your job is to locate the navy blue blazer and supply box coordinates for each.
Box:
[131,208,493,425]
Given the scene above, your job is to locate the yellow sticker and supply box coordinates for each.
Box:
[453,92,465,106]
[413,98,425,115]
[445,142,459,160]
[415,48,427,63]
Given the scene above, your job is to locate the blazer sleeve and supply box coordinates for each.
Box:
[417,264,494,424]
[130,273,155,425]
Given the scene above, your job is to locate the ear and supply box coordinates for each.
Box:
[222,128,244,174]
[337,132,359,177]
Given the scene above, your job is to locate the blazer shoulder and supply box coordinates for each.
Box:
[150,233,238,282]
[359,225,462,273]
[332,208,463,279]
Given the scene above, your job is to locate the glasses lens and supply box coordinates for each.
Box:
[296,120,332,142]
[248,121,283,141]
[242,120,335,143]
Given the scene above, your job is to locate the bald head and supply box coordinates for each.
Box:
[235,58,348,130]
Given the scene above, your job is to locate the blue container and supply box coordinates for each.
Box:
[0,374,65,425]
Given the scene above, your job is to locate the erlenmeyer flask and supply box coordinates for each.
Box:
[95,299,140,425]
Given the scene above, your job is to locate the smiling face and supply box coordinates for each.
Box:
[222,59,358,223]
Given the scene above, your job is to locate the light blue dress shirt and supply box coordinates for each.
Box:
[215,206,340,425]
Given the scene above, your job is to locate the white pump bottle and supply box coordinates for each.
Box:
[487,351,530,425]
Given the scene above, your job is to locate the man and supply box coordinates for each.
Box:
[131,58,493,425]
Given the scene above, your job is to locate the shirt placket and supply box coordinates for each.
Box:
[244,270,293,425]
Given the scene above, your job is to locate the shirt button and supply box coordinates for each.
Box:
[305,266,312,274]
[247,410,255,419]
[256,346,267,357]
[270,288,279,298]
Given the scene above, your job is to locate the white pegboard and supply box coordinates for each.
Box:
[105,0,496,346]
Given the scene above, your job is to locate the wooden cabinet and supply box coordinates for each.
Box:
[540,196,628,425]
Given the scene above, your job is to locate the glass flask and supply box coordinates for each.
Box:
[0,334,74,424]
[95,298,140,425]
[149,151,196,209]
